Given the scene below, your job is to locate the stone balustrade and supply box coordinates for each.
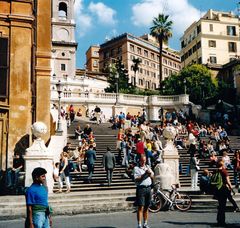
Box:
[51,90,190,121]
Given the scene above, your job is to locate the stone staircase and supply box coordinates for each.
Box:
[0,119,240,220]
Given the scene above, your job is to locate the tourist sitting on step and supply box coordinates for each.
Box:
[209,151,218,168]
[222,151,233,170]
[83,124,93,139]
[199,169,211,194]
[217,140,227,156]
[75,125,83,140]
[198,139,209,159]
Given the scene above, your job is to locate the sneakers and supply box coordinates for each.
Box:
[143,224,150,228]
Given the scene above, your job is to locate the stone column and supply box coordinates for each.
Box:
[24,122,54,193]
[154,126,179,189]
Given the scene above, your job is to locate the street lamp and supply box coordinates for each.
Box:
[183,78,187,94]
[200,80,205,109]
[115,72,119,105]
[56,80,63,135]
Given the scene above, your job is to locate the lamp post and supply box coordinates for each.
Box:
[183,78,187,94]
[56,80,63,135]
[200,80,205,109]
[115,72,119,105]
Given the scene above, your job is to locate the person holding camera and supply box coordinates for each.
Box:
[133,155,154,228]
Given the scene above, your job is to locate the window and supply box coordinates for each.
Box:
[181,41,185,48]
[117,47,122,54]
[61,63,66,71]
[164,68,168,76]
[198,57,202,64]
[0,37,8,98]
[144,50,148,57]
[93,51,98,56]
[137,47,142,55]
[130,55,135,60]
[209,40,216,47]
[193,45,197,53]
[59,2,67,20]
[151,53,155,60]
[209,56,217,64]
[110,49,114,56]
[209,24,213,32]
[227,26,236,36]
[130,44,134,52]
[188,49,192,56]
[197,41,201,49]
[197,24,201,34]
[93,60,98,67]
[228,42,237,52]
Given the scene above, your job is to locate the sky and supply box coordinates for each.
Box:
[74,0,238,68]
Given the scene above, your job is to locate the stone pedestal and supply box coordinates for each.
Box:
[24,122,54,193]
[162,140,179,188]
[154,126,179,189]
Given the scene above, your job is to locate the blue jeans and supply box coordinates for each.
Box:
[33,211,50,228]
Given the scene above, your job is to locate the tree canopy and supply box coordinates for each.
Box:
[150,14,173,88]
[162,64,218,106]
[105,59,135,93]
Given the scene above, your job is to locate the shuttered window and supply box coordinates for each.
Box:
[0,37,8,98]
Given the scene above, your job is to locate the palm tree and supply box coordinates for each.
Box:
[150,14,173,91]
[131,57,142,86]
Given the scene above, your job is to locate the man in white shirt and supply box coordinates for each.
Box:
[134,155,154,228]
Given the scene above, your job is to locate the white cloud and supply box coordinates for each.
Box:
[131,0,203,36]
[74,0,92,37]
[88,2,117,25]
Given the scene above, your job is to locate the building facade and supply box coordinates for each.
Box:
[51,0,77,81]
[0,0,52,169]
[86,45,100,72]
[180,10,240,67]
[99,33,181,90]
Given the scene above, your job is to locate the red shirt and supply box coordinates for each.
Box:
[136,141,145,155]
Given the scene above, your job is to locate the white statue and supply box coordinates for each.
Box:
[32,122,48,139]
[26,122,49,155]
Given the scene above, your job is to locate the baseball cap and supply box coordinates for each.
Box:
[32,167,47,179]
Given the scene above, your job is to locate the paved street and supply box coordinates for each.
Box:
[0,211,240,228]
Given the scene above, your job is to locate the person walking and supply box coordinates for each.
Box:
[133,155,154,228]
[57,152,71,193]
[103,147,116,186]
[85,145,96,183]
[25,167,52,228]
[214,161,235,226]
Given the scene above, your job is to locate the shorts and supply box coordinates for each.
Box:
[136,186,151,207]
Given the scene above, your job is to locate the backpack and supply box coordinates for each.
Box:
[210,171,223,194]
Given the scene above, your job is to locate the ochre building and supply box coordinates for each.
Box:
[0,0,51,170]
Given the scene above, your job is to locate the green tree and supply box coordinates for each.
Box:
[105,59,134,93]
[131,57,142,86]
[163,64,217,106]
[150,14,173,90]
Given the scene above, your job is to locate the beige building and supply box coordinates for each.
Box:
[99,33,181,90]
[180,9,240,67]
[86,45,100,72]
[0,0,52,169]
